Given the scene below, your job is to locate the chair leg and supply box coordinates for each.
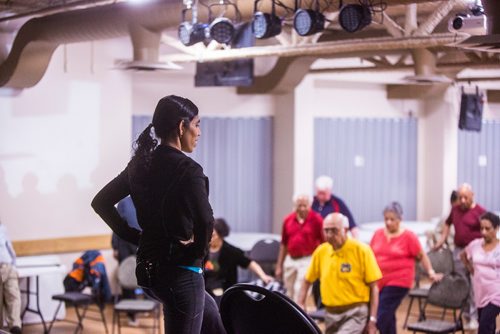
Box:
[73,303,89,334]
[112,309,116,334]
[99,305,109,334]
[403,296,415,328]
[47,300,63,333]
[117,311,121,334]
[154,307,160,334]
[417,297,426,321]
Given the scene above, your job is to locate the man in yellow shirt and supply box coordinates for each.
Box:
[298,213,382,334]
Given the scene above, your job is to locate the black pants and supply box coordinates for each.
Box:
[478,303,500,334]
[377,286,409,334]
[146,265,226,334]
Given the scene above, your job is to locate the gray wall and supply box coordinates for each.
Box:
[314,117,418,224]
[458,120,500,212]
[133,115,273,232]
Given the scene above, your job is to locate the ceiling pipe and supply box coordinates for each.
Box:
[0,0,182,88]
[0,0,127,23]
[412,48,437,76]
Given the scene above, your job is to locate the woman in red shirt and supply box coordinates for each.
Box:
[370,202,441,334]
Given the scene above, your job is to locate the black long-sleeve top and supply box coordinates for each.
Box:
[205,241,252,292]
[91,145,214,268]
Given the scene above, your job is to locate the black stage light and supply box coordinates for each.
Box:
[178,22,208,46]
[339,4,372,33]
[178,5,208,46]
[293,8,325,36]
[252,0,282,39]
[209,17,235,44]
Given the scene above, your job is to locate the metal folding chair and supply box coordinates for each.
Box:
[112,256,161,334]
[48,291,108,334]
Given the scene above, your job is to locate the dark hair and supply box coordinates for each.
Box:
[450,190,458,204]
[214,218,230,238]
[480,211,500,228]
[383,201,403,219]
[133,95,199,168]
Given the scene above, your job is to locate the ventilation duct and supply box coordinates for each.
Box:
[0,1,183,88]
[404,48,452,84]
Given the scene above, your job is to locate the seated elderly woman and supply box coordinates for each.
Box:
[370,202,442,334]
[204,218,273,304]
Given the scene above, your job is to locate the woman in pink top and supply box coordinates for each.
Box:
[461,212,500,334]
[370,202,441,334]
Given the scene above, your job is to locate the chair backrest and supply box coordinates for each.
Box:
[249,239,280,275]
[220,283,321,334]
[427,248,454,275]
[117,255,138,290]
[415,247,454,286]
[427,273,469,309]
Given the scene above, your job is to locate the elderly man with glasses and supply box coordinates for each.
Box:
[298,213,381,334]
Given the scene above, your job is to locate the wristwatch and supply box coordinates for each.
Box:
[369,316,377,323]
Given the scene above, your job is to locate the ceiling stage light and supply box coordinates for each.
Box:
[178,22,208,46]
[252,1,282,39]
[293,9,325,36]
[209,17,235,44]
[339,4,372,33]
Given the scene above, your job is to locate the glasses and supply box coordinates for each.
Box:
[323,228,341,234]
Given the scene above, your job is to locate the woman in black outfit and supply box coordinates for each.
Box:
[205,218,273,304]
[91,95,225,334]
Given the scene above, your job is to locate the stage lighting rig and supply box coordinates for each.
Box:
[339,1,372,33]
[252,0,282,39]
[293,0,325,36]
[178,1,208,46]
[208,1,241,44]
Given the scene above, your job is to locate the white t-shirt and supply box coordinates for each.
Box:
[465,238,500,308]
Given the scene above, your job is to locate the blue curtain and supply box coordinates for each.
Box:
[314,117,418,224]
[458,120,500,213]
[132,116,273,233]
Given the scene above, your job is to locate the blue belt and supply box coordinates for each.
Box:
[178,265,203,274]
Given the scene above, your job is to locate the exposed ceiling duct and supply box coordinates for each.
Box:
[0,0,183,88]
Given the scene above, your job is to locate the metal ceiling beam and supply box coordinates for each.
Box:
[309,60,500,74]
[162,34,463,63]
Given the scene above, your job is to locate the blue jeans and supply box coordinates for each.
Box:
[377,286,409,334]
[146,265,225,334]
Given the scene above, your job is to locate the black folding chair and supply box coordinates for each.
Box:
[407,273,469,334]
[48,291,108,334]
[249,238,280,276]
[403,247,454,328]
[220,283,321,334]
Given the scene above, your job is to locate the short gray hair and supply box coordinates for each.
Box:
[315,175,333,191]
[293,194,311,204]
[383,201,403,219]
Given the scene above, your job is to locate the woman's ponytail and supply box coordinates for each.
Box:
[132,123,157,169]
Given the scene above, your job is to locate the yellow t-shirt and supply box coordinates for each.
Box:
[305,238,382,307]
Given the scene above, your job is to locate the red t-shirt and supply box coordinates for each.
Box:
[281,210,324,258]
[445,204,485,248]
[370,229,422,289]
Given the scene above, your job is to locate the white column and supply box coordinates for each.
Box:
[417,86,459,220]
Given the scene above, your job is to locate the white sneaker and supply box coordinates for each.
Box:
[128,319,140,327]
[463,318,479,330]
